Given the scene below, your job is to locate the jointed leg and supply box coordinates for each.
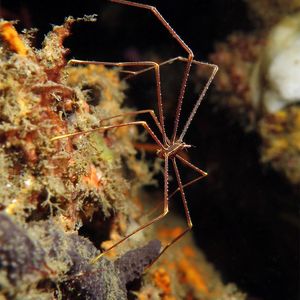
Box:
[90,156,170,264]
[69,59,167,143]
[100,54,217,144]
[51,120,165,149]
[51,120,170,264]
[165,158,193,247]
[127,56,185,78]
[110,1,193,57]
[109,0,194,143]
[146,157,193,268]
[169,154,207,199]
[178,57,218,141]
[132,56,217,142]
[99,109,163,136]
[124,55,217,145]
[68,59,158,79]
[145,153,207,219]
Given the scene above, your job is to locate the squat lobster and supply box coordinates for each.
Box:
[52,0,218,266]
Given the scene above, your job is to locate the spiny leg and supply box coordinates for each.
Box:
[90,156,170,264]
[125,55,203,145]
[177,57,218,141]
[110,0,194,144]
[110,0,194,58]
[69,59,167,144]
[145,156,193,269]
[124,55,216,145]
[123,55,217,143]
[51,120,169,264]
[127,56,186,78]
[134,56,218,143]
[145,153,206,219]
[98,109,162,136]
[169,154,207,199]
[51,120,164,150]
[171,57,193,143]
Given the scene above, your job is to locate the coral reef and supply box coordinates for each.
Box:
[0,213,46,289]
[247,0,300,26]
[138,214,246,300]
[259,107,300,185]
[0,16,246,300]
[0,16,154,226]
[0,18,158,298]
[257,12,300,113]
[0,212,161,299]
[209,3,300,186]
[209,33,265,129]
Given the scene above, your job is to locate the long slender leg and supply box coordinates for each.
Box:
[169,154,207,199]
[146,157,193,268]
[130,56,217,143]
[171,58,193,143]
[109,0,194,143]
[98,109,162,136]
[51,120,165,150]
[145,153,206,219]
[50,121,169,263]
[69,59,167,144]
[178,57,218,141]
[165,158,193,246]
[125,56,195,146]
[110,0,193,56]
[51,121,171,267]
[111,55,217,143]
[124,56,198,146]
[90,156,169,264]
[127,56,183,78]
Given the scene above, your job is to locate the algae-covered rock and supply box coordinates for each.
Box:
[0,212,161,299]
[0,14,246,300]
[0,18,158,299]
[209,4,300,187]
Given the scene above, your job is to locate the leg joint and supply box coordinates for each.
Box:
[150,6,157,13]
[188,53,194,60]
[153,62,159,70]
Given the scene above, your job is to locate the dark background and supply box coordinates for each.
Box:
[1,1,299,300]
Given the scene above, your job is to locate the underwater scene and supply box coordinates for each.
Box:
[0,0,299,299]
